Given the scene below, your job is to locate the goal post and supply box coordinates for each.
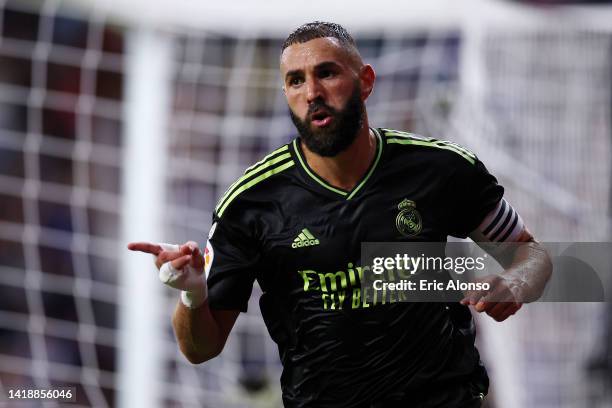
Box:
[118,26,172,408]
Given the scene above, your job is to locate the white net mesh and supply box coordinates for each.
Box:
[0,1,611,407]
[455,28,612,408]
[0,0,125,406]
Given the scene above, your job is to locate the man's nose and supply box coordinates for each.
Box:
[305,78,324,104]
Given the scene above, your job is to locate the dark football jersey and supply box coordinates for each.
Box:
[205,128,504,407]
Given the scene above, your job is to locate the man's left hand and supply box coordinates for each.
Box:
[459,274,524,322]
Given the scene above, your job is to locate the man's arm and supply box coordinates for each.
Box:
[172,302,239,363]
[462,205,553,321]
[492,228,552,302]
[128,241,239,363]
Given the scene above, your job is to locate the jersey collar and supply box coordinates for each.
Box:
[291,128,384,200]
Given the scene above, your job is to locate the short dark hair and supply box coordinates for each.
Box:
[281,21,356,53]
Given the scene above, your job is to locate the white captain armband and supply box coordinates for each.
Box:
[477,198,525,242]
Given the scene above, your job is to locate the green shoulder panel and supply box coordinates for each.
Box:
[215,144,294,218]
[382,128,476,165]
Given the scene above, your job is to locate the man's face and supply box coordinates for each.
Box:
[281,37,365,157]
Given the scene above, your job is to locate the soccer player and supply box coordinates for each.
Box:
[129,22,552,408]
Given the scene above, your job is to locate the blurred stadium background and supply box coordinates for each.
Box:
[0,0,611,406]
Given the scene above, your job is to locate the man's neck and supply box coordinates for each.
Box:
[301,123,376,192]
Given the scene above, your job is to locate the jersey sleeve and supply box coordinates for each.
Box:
[205,209,260,312]
[447,157,504,239]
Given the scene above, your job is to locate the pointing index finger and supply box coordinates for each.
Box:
[127,242,163,255]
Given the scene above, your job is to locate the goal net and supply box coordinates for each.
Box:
[0,0,126,406]
[0,0,610,407]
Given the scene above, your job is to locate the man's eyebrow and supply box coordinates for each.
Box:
[284,61,342,81]
[315,61,341,71]
[285,69,303,81]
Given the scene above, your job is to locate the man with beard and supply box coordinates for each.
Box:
[129,22,551,407]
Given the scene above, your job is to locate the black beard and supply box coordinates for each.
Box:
[289,85,364,157]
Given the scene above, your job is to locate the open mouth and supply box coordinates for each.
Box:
[310,110,333,127]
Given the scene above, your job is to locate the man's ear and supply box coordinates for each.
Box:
[360,64,376,101]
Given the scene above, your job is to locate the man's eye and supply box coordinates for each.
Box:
[289,77,303,86]
[319,70,334,78]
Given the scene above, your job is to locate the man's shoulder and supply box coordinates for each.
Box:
[379,128,479,167]
[214,142,296,219]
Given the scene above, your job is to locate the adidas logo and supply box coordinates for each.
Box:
[291,229,320,248]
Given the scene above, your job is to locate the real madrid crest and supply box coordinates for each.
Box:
[396,199,422,237]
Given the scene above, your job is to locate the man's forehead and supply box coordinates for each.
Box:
[280,37,349,70]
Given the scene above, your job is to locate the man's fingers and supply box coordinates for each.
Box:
[461,274,524,318]
[179,241,200,255]
[461,289,488,306]
[130,241,200,271]
[490,302,523,322]
[482,283,514,304]
[171,254,192,270]
[127,242,163,255]
[158,250,186,264]
[475,289,515,313]
[474,299,493,313]
[159,243,180,252]
[461,275,505,305]
[177,242,203,269]
[484,301,523,321]
[473,276,517,311]
[191,247,204,269]
[185,241,199,251]
[486,302,512,319]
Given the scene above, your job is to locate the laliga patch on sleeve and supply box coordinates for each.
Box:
[204,240,214,279]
